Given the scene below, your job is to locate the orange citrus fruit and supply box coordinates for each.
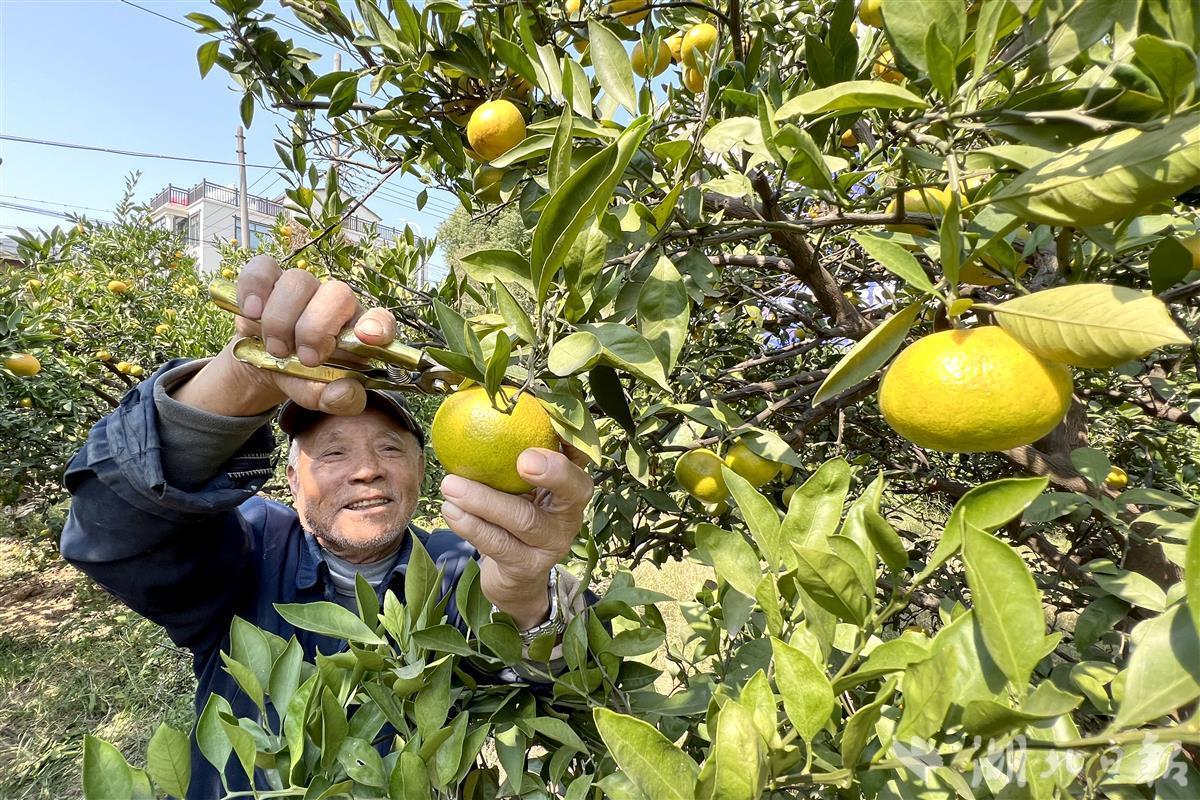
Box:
[466,100,526,162]
[632,40,671,77]
[4,353,41,377]
[675,448,728,504]
[431,385,559,494]
[681,23,717,68]
[879,327,1073,452]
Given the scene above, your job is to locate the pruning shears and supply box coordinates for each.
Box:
[208,277,461,395]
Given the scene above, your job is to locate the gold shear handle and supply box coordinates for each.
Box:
[209,277,427,370]
[231,337,402,390]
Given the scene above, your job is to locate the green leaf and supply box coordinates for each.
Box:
[230,616,273,690]
[882,0,965,72]
[813,302,923,406]
[1131,34,1198,110]
[219,718,256,782]
[270,637,304,723]
[527,716,589,754]
[593,708,700,800]
[1046,0,1128,67]
[792,545,870,624]
[834,636,930,692]
[780,126,839,192]
[771,637,835,742]
[776,80,928,118]
[701,116,764,155]
[494,281,535,344]
[389,751,431,799]
[1148,236,1194,294]
[273,601,386,645]
[637,255,690,375]
[530,117,651,305]
[990,284,1191,368]
[925,26,956,102]
[550,105,575,193]
[412,624,476,656]
[185,11,224,32]
[590,365,635,434]
[220,652,264,713]
[83,736,133,800]
[492,34,538,85]
[780,457,851,554]
[577,322,671,390]
[696,523,762,598]
[841,681,893,769]
[989,113,1200,226]
[196,693,233,773]
[458,249,533,294]
[549,331,603,376]
[930,610,1008,706]
[239,91,255,128]
[723,467,785,570]
[484,331,512,398]
[146,724,191,799]
[1089,565,1169,613]
[588,21,637,114]
[963,525,1045,687]
[1186,512,1200,633]
[853,233,936,294]
[606,627,666,656]
[197,40,220,78]
[698,701,765,800]
[957,475,1051,531]
[897,652,958,741]
[1111,604,1200,730]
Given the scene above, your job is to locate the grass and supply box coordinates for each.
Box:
[0,537,196,799]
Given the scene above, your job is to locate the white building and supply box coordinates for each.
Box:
[147,180,406,275]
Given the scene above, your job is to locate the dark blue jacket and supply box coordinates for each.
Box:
[59,361,484,798]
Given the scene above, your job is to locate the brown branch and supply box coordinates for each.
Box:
[273,99,381,114]
[783,377,880,444]
[1159,279,1200,303]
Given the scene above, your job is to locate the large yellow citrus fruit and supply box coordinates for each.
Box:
[632,40,671,77]
[466,100,527,162]
[886,186,950,218]
[681,22,718,68]
[107,280,130,295]
[682,66,705,93]
[4,353,41,377]
[1104,466,1128,490]
[879,327,1073,452]
[606,0,649,26]
[724,440,781,487]
[665,32,684,62]
[473,166,505,204]
[872,47,904,83]
[431,385,559,494]
[675,449,728,504]
[858,0,884,27]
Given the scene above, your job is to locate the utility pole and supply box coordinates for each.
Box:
[236,126,250,247]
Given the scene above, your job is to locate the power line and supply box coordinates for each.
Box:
[0,200,112,223]
[117,0,193,31]
[0,194,113,215]
[0,134,278,169]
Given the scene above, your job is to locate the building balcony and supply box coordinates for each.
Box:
[148,180,401,240]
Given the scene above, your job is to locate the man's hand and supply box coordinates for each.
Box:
[439,444,593,630]
[173,255,398,417]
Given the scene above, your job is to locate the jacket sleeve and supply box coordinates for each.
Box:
[59,359,278,652]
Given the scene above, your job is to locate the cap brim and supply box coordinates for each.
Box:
[277,391,424,447]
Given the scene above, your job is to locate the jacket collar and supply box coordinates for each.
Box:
[295,522,429,591]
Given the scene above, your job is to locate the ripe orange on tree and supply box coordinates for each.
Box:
[431,385,559,494]
[4,353,41,377]
[675,448,729,504]
[878,326,1073,452]
[681,23,718,69]
[632,40,671,78]
[466,100,527,162]
[107,280,130,295]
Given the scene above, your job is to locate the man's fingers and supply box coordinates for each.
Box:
[293,280,360,367]
[516,448,595,512]
[237,255,283,321]
[441,501,523,563]
[441,474,548,546]
[353,307,397,345]
[273,374,367,416]
[258,269,320,358]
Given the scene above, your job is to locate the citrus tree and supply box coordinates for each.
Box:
[80,0,1200,798]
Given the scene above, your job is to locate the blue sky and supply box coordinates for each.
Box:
[0,0,458,266]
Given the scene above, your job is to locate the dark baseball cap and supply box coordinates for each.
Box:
[277,389,425,448]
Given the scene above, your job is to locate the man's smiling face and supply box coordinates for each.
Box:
[286,407,425,563]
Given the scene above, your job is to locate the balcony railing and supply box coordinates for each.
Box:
[148,180,400,240]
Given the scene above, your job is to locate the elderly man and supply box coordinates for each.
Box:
[60,257,594,798]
